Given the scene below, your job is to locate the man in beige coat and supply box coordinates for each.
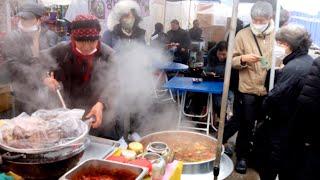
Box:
[232,1,275,174]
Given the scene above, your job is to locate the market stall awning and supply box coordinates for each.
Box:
[166,0,220,2]
[41,0,71,6]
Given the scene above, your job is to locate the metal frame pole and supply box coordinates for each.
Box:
[269,0,281,91]
[163,0,167,26]
[6,0,11,33]
[188,0,191,29]
[213,0,239,179]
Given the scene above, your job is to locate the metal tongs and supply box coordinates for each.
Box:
[56,87,67,109]
[47,72,66,109]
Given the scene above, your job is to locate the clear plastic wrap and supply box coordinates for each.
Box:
[0,109,87,150]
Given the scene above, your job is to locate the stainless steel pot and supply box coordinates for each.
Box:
[0,115,92,179]
[0,139,89,180]
[0,119,90,154]
[140,130,224,174]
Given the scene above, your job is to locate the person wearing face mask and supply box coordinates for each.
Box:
[1,3,59,115]
[102,0,146,48]
[257,25,314,180]
[42,14,120,139]
[232,1,275,173]
[11,3,58,56]
[264,8,291,90]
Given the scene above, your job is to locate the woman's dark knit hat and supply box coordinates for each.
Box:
[71,14,101,41]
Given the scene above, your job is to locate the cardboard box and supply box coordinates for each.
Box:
[197,13,214,28]
[202,25,226,43]
[0,84,12,112]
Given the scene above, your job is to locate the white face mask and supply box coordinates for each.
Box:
[251,23,269,34]
[76,47,97,56]
[18,20,39,32]
[121,18,135,30]
[274,44,286,59]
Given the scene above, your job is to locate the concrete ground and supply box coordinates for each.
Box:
[223,133,261,180]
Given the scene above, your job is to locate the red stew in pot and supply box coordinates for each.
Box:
[74,169,138,180]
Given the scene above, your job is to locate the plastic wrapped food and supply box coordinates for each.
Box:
[0,109,87,149]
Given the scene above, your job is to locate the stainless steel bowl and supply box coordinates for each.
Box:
[60,159,148,180]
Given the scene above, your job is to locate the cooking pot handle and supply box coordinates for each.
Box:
[1,152,26,160]
[83,116,96,127]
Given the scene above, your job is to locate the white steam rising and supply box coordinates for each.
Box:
[102,42,180,136]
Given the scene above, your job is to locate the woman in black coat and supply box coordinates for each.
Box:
[257,25,314,180]
[43,15,122,140]
[287,57,320,180]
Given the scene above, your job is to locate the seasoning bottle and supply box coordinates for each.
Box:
[142,152,166,180]
[146,142,173,163]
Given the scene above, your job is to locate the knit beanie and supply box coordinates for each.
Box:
[71,14,101,41]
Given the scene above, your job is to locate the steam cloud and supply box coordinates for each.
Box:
[2,35,181,137]
[100,42,180,136]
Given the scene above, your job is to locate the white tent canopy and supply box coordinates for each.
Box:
[40,0,72,6]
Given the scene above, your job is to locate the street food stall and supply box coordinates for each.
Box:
[0,110,233,179]
[0,0,285,179]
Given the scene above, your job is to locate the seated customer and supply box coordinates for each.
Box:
[206,41,228,78]
[150,22,168,49]
[189,19,202,42]
[167,19,191,65]
[205,41,234,115]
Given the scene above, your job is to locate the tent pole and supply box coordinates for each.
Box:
[188,0,191,29]
[6,0,11,33]
[163,0,167,27]
[269,0,281,91]
[213,0,239,179]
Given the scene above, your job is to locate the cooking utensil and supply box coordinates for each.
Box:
[46,72,66,109]
[140,130,224,174]
[0,139,88,180]
[56,87,67,109]
[59,159,148,180]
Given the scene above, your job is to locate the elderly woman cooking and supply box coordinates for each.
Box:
[43,14,120,139]
[257,25,314,180]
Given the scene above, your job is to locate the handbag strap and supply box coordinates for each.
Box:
[251,31,263,57]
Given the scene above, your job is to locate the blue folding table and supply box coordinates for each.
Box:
[164,77,223,134]
[153,62,188,102]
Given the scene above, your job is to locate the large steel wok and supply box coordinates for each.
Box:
[0,116,91,179]
[140,131,224,174]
